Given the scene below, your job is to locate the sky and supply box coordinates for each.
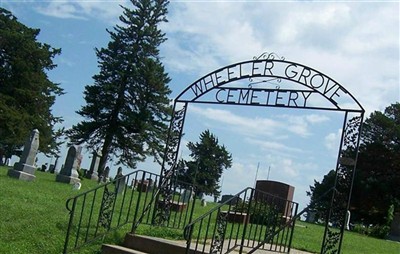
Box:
[2,0,399,210]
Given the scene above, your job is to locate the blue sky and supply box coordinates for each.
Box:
[2,0,399,209]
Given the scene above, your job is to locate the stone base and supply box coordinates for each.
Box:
[13,162,36,175]
[7,169,36,181]
[90,173,99,181]
[56,174,81,184]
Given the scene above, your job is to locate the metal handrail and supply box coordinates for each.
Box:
[247,186,336,254]
[184,187,299,254]
[63,169,160,253]
[63,168,198,254]
[183,187,252,239]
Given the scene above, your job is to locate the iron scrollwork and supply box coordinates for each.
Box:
[248,52,284,89]
[322,115,363,254]
[153,104,187,226]
[98,185,116,229]
[210,210,229,253]
[253,52,285,61]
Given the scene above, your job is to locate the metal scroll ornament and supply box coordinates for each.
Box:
[154,104,187,225]
[322,115,362,254]
[210,210,229,253]
[98,185,116,229]
[253,52,285,61]
[248,52,284,88]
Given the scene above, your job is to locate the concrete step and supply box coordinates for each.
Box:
[103,233,312,254]
[123,234,190,254]
[102,244,148,254]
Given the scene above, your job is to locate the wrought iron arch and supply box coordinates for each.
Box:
[155,53,364,254]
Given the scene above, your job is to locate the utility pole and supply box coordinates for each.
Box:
[254,162,260,188]
[267,165,271,180]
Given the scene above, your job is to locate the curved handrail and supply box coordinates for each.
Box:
[184,187,251,238]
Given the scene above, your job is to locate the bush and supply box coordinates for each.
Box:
[369,225,390,239]
[352,223,390,239]
[234,200,281,226]
[352,223,369,235]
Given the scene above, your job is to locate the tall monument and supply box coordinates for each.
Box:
[8,129,40,181]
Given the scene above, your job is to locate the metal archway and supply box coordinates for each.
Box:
[155,53,364,254]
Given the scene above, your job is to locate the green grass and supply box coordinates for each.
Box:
[0,166,103,254]
[0,166,399,254]
[293,221,400,253]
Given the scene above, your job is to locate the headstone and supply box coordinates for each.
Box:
[306,210,317,223]
[388,212,400,242]
[40,164,47,172]
[55,145,82,184]
[220,194,242,205]
[115,167,125,193]
[179,188,194,204]
[87,150,101,180]
[49,164,55,173]
[99,166,110,184]
[255,180,295,219]
[8,129,40,181]
[201,199,207,207]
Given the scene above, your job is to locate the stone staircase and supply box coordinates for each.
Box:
[101,233,312,254]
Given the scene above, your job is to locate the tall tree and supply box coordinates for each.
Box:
[176,130,232,198]
[306,169,336,221]
[0,8,64,163]
[307,103,400,225]
[351,103,400,224]
[67,0,171,172]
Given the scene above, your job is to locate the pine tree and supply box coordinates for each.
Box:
[176,130,232,198]
[0,8,64,163]
[67,0,171,172]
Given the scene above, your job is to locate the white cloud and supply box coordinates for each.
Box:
[188,105,332,140]
[188,106,283,137]
[32,1,399,117]
[35,1,127,23]
[162,2,399,115]
[306,114,330,124]
[324,129,342,155]
[245,138,304,155]
[35,2,86,20]
[281,159,299,178]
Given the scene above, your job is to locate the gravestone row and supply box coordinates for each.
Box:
[6,129,109,186]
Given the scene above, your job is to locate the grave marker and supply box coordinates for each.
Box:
[87,150,101,180]
[115,167,126,193]
[7,129,39,181]
[55,145,82,184]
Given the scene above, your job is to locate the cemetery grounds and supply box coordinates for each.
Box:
[0,166,399,254]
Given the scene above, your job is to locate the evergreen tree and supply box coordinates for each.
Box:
[0,8,64,163]
[176,130,232,198]
[306,169,336,221]
[67,0,171,172]
[351,103,400,224]
[307,103,400,225]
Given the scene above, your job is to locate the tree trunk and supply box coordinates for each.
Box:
[98,136,112,177]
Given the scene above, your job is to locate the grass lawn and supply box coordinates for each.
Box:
[0,166,399,254]
[292,221,399,253]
